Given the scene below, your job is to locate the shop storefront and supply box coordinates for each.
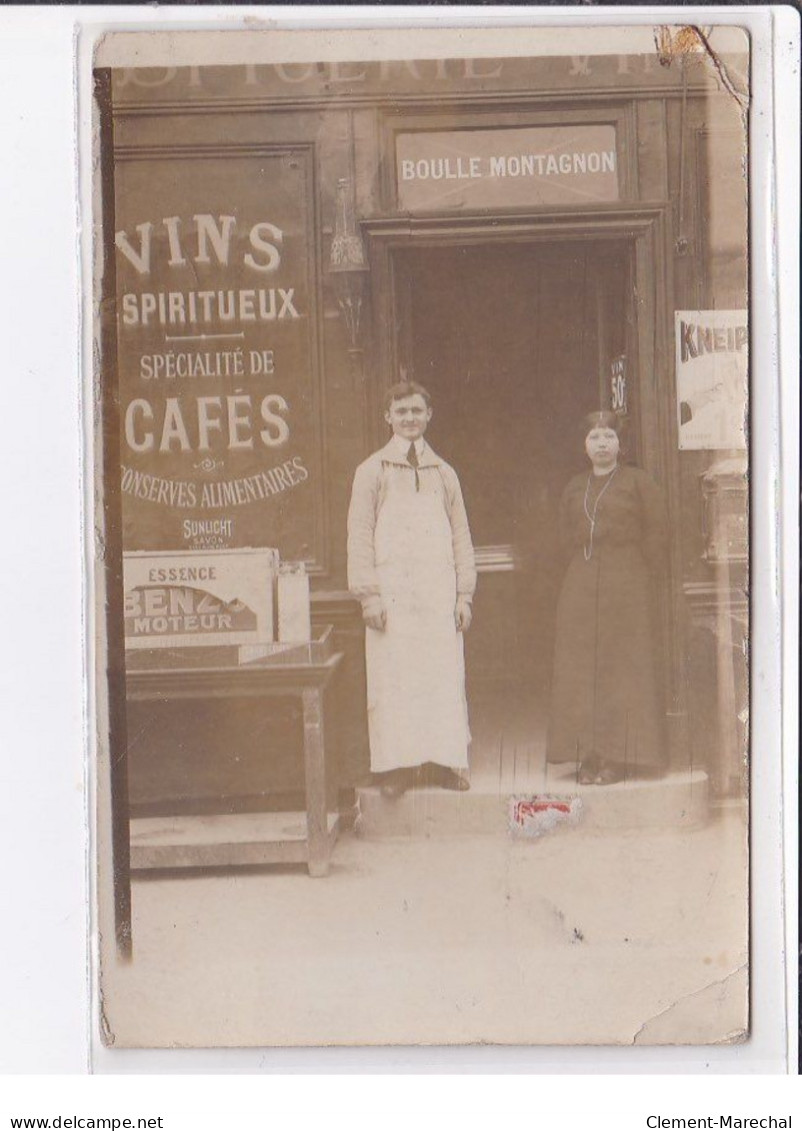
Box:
[100,43,748,821]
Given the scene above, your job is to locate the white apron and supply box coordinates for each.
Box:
[365,471,470,772]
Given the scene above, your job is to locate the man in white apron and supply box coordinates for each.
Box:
[347,382,477,799]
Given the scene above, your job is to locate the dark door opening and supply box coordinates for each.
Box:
[392,239,636,784]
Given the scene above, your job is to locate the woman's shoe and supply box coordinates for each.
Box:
[577,756,600,785]
[595,761,625,785]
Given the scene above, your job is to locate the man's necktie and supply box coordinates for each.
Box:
[407,443,420,492]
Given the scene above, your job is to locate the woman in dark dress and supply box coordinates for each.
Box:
[547,412,668,785]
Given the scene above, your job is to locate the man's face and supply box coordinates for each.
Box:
[385,394,432,441]
[585,427,620,467]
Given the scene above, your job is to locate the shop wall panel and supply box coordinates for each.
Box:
[636,98,669,200]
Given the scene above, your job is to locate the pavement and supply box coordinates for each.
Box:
[102,803,748,1049]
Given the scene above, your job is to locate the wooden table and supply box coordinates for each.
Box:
[126,646,344,877]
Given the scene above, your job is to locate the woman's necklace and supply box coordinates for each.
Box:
[583,466,618,561]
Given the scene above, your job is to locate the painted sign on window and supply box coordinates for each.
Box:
[114,150,320,557]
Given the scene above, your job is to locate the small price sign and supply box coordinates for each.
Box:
[610,355,627,415]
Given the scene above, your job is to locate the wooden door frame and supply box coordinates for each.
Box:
[360,204,689,767]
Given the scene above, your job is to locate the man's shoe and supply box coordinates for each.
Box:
[432,765,470,792]
[380,769,411,800]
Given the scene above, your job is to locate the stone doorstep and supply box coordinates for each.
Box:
[355,769,710,838]
[128,771,711,868]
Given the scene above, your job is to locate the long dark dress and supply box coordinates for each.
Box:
[547,463,668,773]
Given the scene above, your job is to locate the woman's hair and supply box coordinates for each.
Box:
[383,381,432,412]
[582,410,621,435]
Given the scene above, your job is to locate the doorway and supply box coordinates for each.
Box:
[391,239,637,785]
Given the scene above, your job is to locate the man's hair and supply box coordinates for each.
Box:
[383,381,432,412]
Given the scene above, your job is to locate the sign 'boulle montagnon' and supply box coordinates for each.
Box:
[396,125,619,210]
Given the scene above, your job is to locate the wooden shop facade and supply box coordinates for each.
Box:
[99,40,749,828]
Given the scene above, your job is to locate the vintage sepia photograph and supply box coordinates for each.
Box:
[92,23,751,1049]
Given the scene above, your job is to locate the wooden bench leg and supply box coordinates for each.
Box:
[302,687,330,876]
